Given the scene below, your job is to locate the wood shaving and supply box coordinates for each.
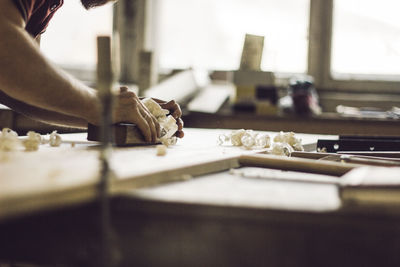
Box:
[161,136,177,147]
[141,97,169,118]
[273,131,304,151]
[23,131,41,151]
[181,174,192,181]
[49,130,62,147]
[271,142,294,156]
[0,128,21,152]
[255,133,271,148]
[158,115,178,140]
[241,130,256,149]
[230,129,246,146]
[156,144,167,156]
[217,134,230,145]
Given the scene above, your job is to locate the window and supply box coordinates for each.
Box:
[332,0,400,80]
[40,0,113,72]
[39,0,400,92]
[155,0,310,74]
[307,0,400,92]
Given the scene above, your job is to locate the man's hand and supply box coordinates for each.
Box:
[114,87,160,143]
[152,98,184,138]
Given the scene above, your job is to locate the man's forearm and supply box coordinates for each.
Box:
[0,0,100,125]
[0,90,87,128]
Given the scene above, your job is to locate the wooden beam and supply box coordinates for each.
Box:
[307,0,333,88]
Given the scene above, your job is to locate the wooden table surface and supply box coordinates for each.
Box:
[0,128,335,222]
[2,129,400,267]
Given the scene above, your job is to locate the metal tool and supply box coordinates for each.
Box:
[317,136,400,153]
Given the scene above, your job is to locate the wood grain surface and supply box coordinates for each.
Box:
[0,128,336,221]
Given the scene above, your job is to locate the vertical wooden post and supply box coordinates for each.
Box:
[96,36,118,267]
[307,0,334,88]
[138,50,154,94]
[114,0,146,84]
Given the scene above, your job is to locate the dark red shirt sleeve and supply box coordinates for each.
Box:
[12,0,63,37]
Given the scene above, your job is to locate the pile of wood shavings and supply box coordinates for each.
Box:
[0,128,63,152]
[218,129,304,156]
[218,129,271,150]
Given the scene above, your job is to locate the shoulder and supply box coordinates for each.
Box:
[0,0,26,28]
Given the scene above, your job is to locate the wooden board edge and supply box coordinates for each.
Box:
[0,184,98,223]
[111,157,240,193]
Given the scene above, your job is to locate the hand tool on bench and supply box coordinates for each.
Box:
[239,154,361,177]
[87,122,158,146]
[317,135,400,153]
[291,151,400,167]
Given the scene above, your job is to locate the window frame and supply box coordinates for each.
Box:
[308,0,400,93]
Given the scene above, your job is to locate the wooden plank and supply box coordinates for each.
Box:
[187,83,233,114]
[0,128,277,221]
[307,0,333,88]
[239,154,359,176]
[144,69,199,104]
[233,70,274,86]
[128,167,341,212]
[138,50,157,94]
[114,0,146,83]
[0,149,100,220]
[240,34,264,71]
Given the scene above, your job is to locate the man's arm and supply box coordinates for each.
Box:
[35,34,41,45]
[0,0,164,142]
[0,89,88,128]
[0,0,100,125]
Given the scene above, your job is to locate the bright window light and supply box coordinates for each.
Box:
[40,0,113,70]
[155,0,310,73]
[332,0,400,78]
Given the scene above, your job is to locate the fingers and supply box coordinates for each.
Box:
[177,117,184,131]
[136,101,159,143]
[118,88,136,100]
[175,117,184,138]
[150,98,184,139]
[134,107,152,143]
[115,88,159,142]
[137,100,160,142]
[120,86,129,93]
[154,117,161,139]
[161,100,182,119]
[146,114,157,142]
[136,106,158,143]
[142,111,158,143]
[176,130,184,138]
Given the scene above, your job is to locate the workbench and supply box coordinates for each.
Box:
[1,128,400,267]
[2,104,400,136]
[183,110,400,136]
